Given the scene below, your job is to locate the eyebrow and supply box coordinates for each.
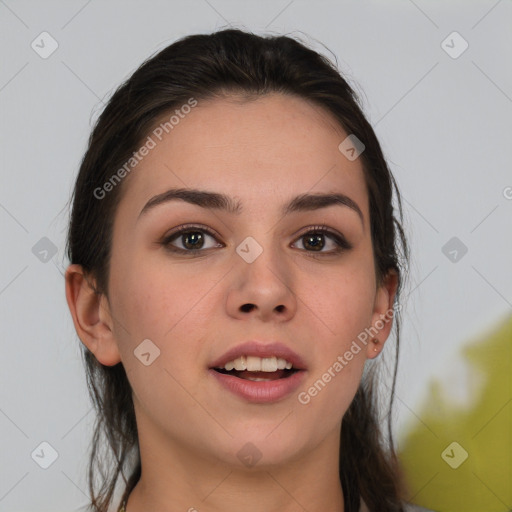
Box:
[138,187,364,226]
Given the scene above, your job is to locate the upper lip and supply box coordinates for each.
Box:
[209,341,307,370]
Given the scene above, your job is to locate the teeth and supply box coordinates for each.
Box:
[220,355,294,372]
[233,357,247,371]
[261,357,277,372]
[246,355,264,371]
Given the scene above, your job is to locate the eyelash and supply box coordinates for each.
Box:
[161,223,352,257]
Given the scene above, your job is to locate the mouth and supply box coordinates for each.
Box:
[208,346,307,403]
[213,368,300,381]
[211,355,301,381]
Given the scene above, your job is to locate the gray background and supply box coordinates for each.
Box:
[1,0,511,510]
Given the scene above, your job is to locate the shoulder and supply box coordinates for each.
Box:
[71,504,95,512]
[71,503,121,512]
[72,506,90,512]
[359,500,436,512]
[403,503,437,512]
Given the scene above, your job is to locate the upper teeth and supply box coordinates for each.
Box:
[220,356,293,372]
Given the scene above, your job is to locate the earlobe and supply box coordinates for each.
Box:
[366,269,399,359]
[64,264,122,366]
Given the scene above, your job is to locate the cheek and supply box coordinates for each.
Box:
[295,342,366,447]
[109,254,223,393]
[294,258,374,417]
[111,252,217,340]
[110,259,214,422]
[300,260,375,341]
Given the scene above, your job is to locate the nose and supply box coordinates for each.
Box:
[225,241,297,323]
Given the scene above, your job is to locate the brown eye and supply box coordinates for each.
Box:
[162,225,223,254]
[302,233,325,251]
[181,231,205,250]
[292,226,352,255]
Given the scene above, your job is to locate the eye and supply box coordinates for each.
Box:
[291,225,352,254]
[161,224,223,254]
[160,224,351,256]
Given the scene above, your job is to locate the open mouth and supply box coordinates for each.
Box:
[209,353,307,402]
[212,368,300,381]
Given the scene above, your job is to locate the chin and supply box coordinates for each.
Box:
[212,428,311,471]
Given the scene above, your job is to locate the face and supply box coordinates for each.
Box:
[101,93,393,469]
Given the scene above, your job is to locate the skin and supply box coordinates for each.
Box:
[65,93,397,512]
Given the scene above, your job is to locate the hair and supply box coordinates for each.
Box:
[66,28,410,512]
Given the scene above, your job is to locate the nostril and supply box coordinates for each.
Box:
[240,303,255,312]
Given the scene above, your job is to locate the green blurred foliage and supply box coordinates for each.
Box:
[398,315,512,511]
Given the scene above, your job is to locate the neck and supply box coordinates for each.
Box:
[123,419,345,512]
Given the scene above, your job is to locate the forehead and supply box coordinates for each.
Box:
[115,93,368,223]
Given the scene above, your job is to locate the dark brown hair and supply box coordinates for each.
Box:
[66,28,409,512]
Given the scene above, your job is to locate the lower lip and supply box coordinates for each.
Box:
[208,369,307,403]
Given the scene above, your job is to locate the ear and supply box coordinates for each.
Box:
[65,264,121,366]
[366,269,399,359]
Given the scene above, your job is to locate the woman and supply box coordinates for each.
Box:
[65,28,426,512]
